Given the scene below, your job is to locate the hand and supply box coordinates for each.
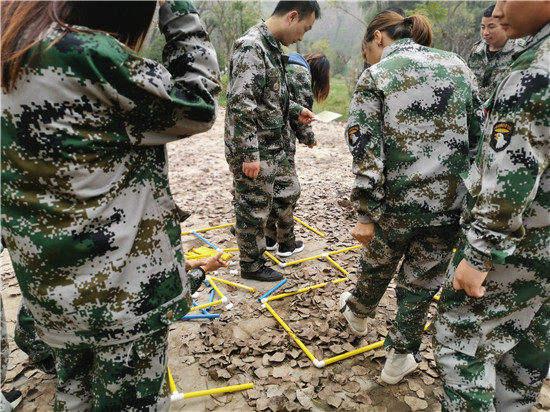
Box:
[452,259,489,298]
[351,222,375,246]
[307,141,317,149]
[198,252,231,273]
[242,161,260,179]
[298,108,315,125]
[159,0,166,5]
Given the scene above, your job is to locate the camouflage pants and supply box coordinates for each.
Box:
[1,293,14,412]
[52,327,170,412]
[433,243,550,412]
[345,218,459,353]
[14,300,56,374]
[230,153,299,272]
[265,156,300,247]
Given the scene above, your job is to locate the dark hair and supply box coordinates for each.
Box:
[483,4,496,18]
[384,7,406,17]
[272,1,321,20]
[363,10,433,48]
[303,53,330,104]
[2,1,156,92]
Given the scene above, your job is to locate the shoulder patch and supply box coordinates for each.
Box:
[490,122,514,152]
[348,125,360,146]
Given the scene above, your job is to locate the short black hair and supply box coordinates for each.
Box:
[483,4,496,18]
[272,1,321,20]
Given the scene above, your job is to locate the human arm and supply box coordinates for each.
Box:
[461,61,549,273]
[288,66,316,146]
[451,259,489,298]
[186,252,231,293]
[114,0,221,144]
[347,71,386,225]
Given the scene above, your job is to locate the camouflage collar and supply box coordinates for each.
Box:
[473,37,523,56]
[257,19,283,55]
[381,38,416,60]
[523,21,550,51]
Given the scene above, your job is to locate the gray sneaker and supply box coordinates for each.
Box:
[380,348,418,384]
[339,292,368,337]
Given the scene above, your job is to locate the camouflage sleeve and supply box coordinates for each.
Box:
[225,41,267,162]
[463,55,550,271]
[288,68,315,146]
[114,0,220,144]
[347,71,385,224]
[466,68,484,163]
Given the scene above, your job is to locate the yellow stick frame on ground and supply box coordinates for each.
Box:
[168,366,253,401]
[293,216,326,238]
[208,275,255,292]
[264,278,348,302]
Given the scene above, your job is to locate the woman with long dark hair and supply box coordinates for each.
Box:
[338,10,483,384]
[1,1,220,410]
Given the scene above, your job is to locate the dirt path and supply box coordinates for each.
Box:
[2,108,549,411]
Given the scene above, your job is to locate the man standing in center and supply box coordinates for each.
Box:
[225,1,319,282]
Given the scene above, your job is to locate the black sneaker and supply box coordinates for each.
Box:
[229,225,236,236]
[277,240,304,257]
[265,237,278,251]
[3,389,22,408]
[241,266,284,282]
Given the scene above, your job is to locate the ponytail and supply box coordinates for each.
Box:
[363,11,433,49]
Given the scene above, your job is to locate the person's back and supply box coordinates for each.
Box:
[352,39,480,222]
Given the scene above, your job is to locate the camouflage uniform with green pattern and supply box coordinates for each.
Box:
[225,21,304,272]
[434,22,550,412]
[343,38,483,356]
[1,1,220,410]
[265,62,315,246]
[1,278,13,412]
[468,38,524,104]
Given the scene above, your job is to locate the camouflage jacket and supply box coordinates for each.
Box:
[347,38,483,226]
[467,38,525,104]
[224,21,303,165]
[1,0,220,348]
[286,59,316,154]
[461,23,550,272]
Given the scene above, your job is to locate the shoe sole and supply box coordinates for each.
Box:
[276,243,304,257]
[340,293,368,337]
[380,362,418,384]
[266,244,278,251]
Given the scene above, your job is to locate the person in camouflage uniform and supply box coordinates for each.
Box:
[338,11,483,384]
[264,52,330,257]
[433,1,550,410]
[468,4,525,104]
[1,1,220,410]
[225,1,319,281]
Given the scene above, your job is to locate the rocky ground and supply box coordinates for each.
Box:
[2,107,549,411]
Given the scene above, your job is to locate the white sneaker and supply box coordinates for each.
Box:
[380,348,418,384]
[339,292,368,337]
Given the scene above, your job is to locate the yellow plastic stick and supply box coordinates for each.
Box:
[263,302,316,362]
[183,383,254,399]
[167,366,178,393]
[223,248,239,252]
[264,250,283,266]
[293,216,326,238]
[284,253,325,267]
[189,299,224,312]
[205,276,225,299]
[324,255,349,275]
[323,339,385,366]
[181,222,235,236]
[208,276,255,292]
[266,278,348,302]
[327,244,362,256]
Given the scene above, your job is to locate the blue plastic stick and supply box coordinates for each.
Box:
[258,278,288,302]
[193,301,209,315]
[181,314,220,320]
[191,231,218,249]
[205,289,216,313]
